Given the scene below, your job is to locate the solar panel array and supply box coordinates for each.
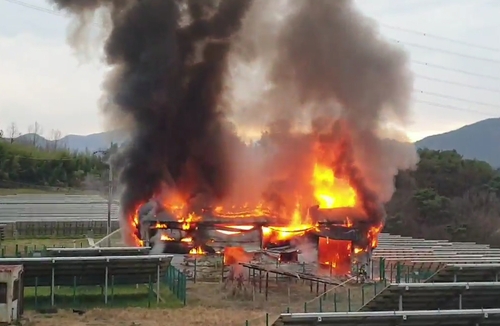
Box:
[374,233,500,275]
[0,194,120,222]
[274,234,500,325]
[0,253,173,306]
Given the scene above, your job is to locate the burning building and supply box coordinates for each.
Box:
[51,0,418,276]
[131,160,385,276]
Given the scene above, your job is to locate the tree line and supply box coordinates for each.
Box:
[385,148,500,246]
[1,121,66,150]
[1,136,499,245]
[0,140,107,189]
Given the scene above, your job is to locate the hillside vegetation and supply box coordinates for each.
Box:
[0,141,106,189]
[416,118,500,167]
[385,148,500,246]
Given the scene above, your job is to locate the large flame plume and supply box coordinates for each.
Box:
[50,0,418,255]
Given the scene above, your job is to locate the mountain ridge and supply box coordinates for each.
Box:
[7,118,499,166]
[415,118,500,167]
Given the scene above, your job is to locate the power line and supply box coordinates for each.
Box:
[5,0,500,117]
[414,90,500,109]
[414,100,498,117]
[6,0,500,66]
[381,24,500,53]
[391,39,500,64]
[412,60,500,81]
[3,0,64,16]
[415,74,500,94]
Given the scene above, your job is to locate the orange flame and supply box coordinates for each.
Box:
[224,247,252,265]
[318,238,352,275]
[312,163,357,209]
[189,246,206,255]
[262,203,315,246]
[368,223,383,249]
[160,234,175,241]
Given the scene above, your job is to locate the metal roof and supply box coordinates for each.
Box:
[426,263,500,283]
[360,282,500,312]
[273,309,500,326]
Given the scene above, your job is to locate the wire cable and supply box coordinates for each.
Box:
[391,39,500,64]
[412,60,500,81]
[6,0,500,67]
[415,74,500,94]
[414,100,498,117]
[381,24,500,53]
[4,0,500,119]
[414,90,500,109]
[3,0,64,16]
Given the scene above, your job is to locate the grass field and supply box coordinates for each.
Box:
[24,285,183,310]
[4,237,373,325]
[23,280,372,326]
[0,188,95,196]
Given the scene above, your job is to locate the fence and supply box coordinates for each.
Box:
[242,278,388,326]
[0,246,189,310]
[23,276,180,309]
[1,221,120,239]
[241,259,443,325]
[179,256,437,285]
[165,265,188,305]
[0,242,89,258]
[20,263,188,310]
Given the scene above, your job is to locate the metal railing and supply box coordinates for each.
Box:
[165,265,187,305]
[241,258,445,325]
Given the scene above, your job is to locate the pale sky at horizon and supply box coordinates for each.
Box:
[0,0,499,142]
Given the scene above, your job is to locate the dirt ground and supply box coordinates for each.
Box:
[23,279,369,326]
[25,307,264,326]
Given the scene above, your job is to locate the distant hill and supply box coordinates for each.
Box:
[15,130,127,153]
[7,118,500,165]
[416,118,500,167]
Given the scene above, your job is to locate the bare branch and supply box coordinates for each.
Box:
[28,121,43,147]
[7,122,20,144]
[49,129,63,151]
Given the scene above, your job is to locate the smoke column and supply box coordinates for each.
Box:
[225,0,418,226]
[49,0,254,243]
[51,0,417,240]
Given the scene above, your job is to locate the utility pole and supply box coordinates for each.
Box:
[93,149,113,247]
[107,162,112,247]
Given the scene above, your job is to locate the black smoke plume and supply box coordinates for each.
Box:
[49,0,253,243]
[225,0,417,227]
[51,0,417,244]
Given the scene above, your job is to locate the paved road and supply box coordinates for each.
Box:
[0,194,120,222]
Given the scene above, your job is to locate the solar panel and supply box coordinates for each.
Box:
[45,247,151,257]
[0,255,173,286]
[273,309,500,326]
[427,263,500,283]
[360,282,500,311]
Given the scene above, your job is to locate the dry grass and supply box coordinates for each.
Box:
[25,307,263,326]
[23,279,373,326]
[188,279,320,310]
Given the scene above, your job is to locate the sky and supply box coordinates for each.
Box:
[0,0,499,142]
